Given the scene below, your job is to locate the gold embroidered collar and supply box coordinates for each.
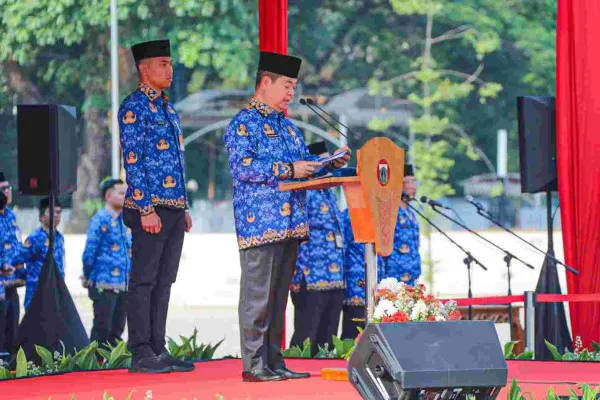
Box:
[246,98,280,117]
[138,83,169,103]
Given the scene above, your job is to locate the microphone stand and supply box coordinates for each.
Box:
[405,199,487,320]
[425,203,535,341]
[471,204,578,275]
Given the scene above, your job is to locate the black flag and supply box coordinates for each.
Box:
[534,249,572,359]
[14,235,89,364]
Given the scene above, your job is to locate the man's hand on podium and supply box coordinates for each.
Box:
[331,146,351,169]
[292,161,322,178]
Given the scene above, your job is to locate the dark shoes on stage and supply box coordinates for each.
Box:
[242,366,310,382]
[129,351,195,373]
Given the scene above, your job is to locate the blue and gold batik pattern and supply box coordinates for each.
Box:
[0,207,24,290]
[119,83,189,216]
[10,227,65,308]
[224,99,321,250]
[379,206,421,285]
[82,208,131,292]
[290,189,345,292]
[342,209,366,306]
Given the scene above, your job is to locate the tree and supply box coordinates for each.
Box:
[367,0,505,289]
[0,0,257,232]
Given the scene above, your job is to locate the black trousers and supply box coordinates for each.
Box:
[3,288,19,352]
[0,299,6,354]
[290,280,344,356]
[238,240,298,372]
[341,305,365,340]
[89,288,127,348]
[123,207,185,358]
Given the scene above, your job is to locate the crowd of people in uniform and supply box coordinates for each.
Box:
[0,40,422,382]
[0,175,132,359]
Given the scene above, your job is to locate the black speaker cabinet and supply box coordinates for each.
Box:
[347,321,507,400]
[17,104,79,196]
[517,96,557,193]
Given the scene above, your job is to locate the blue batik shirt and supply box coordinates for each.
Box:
[342,209,366,306]
[10,227,65,308]
[290,189,345,292]
[379,206,421,285]
[82,208,131,292]
[224,99,321,250]
[0,207,25,290]
[119,83,189,216]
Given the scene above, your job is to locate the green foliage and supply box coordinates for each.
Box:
[544,339,600,362]
[282,338,313,358]
[15,348,27,378]
[166,328,224,361]
[504,341,533,360]
[508,378,532,400]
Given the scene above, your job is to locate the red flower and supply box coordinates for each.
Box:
[427,316,436,321]
[449,310,462,321]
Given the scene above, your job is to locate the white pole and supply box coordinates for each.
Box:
[110,0,120,178]
[497,129,507,179]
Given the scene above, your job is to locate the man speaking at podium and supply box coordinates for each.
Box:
[224,51,350,382]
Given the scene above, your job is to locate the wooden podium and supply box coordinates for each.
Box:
[280,137,405,322]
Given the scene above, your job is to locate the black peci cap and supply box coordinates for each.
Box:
[131,40,171,63]
[258,51,302,79]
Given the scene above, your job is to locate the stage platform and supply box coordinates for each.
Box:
[1,359,600,399]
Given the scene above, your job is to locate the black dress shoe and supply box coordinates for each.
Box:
[128,355,172,373]
[242,367,286,382]
[273,367,311,379]
[158,352,195,372]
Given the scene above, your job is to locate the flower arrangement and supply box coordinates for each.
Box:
[372,278,462,323]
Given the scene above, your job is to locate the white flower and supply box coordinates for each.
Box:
[375,299,398,319]
[378,278,400,291]
[435,316,446,322]
[414,300,427,315]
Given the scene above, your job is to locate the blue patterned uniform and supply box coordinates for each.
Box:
[290,189,345,292]
[224,99,320,249]
[119,83,189,216]
[82,208,132,291]
[10,228,65,308]
[379,206,421,285]
[0,208,24,295]
[342,209,365,306]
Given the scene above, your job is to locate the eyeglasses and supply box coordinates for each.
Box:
[0,185,11,192]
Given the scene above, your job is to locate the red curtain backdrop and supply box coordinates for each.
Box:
[259,0,288,54]
[557,0,600,346]
[258,0,289,349]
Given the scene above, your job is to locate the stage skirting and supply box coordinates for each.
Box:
[0,359,599,399]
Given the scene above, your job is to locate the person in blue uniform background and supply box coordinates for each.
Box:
[10,197,65,310]
[119,39,193,374]
[340,208,366,340]
[289,141,345,356]
[82,178,131,349]
[0,186,8,355]
[0,172,23,354]
[379,164,421,285]
[225,51,351,382]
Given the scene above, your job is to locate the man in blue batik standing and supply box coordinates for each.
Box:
[10,198,65,310]
[224,51,351,382]
[289,141,345,356]
[379,164,421,285]
[0,172,24,354]
[82,178,131,349]
[119,39,193,374]
[340,208,366,340]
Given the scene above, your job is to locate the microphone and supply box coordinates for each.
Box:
[465,195,485,210]
[299,98,349,140]
[420,196,451,210]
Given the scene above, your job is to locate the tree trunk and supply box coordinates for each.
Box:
[67,102,108,233]
[3,61,44,103]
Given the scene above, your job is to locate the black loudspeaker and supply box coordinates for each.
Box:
[347,321,507,400]
[517,96,557,193]
[17,104,79,195]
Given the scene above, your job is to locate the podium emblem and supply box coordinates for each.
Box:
[377,159,390,186]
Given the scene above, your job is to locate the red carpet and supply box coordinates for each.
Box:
[1,359,599,399]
